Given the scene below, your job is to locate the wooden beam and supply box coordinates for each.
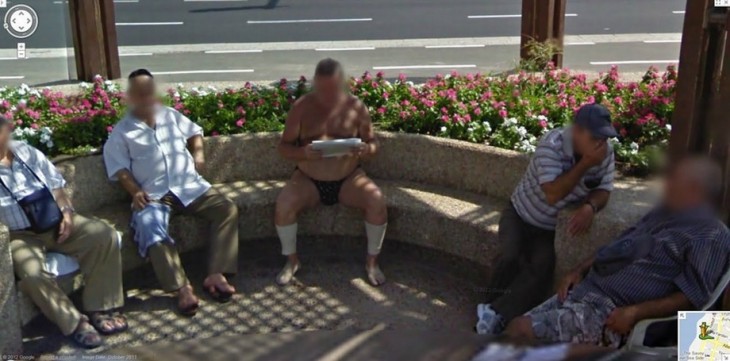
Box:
[670,0,713,158]
[551,0,566,67]
[68,0,120,81]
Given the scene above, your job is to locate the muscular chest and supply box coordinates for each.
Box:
[300,107,359,142]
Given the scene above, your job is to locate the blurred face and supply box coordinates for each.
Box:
[0,124,11,151]
[571,124,603,155]
[313,74,345,106]
[127,76,159,118]
[662,161,704,211]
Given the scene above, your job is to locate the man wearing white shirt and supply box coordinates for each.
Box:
[103,69,239,315]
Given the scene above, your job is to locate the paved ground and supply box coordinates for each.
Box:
[22,236,491,358]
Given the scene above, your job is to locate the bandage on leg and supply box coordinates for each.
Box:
[365,222,387,286]
[365,222,387,256]
[276,223,300,285]
[276,223,298,256]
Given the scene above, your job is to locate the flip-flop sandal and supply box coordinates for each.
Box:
[89,311,128,335]
[72,320,103,349]
[178,301,200,317]
[204,285,234,303]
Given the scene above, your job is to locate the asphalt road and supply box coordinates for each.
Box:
[0,0,686,48]
[0,39,681,86]
[0,0,687,85]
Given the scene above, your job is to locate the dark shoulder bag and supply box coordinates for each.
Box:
[0,154,62,233]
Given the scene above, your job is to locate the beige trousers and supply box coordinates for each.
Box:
[10,214,124,335]
[147,189,239,292]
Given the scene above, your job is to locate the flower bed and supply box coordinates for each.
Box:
[0,65,676,175]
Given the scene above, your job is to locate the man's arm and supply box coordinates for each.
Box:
[541,141,608,205]
[114,169,149,210]
[278,100,317,162]
[356,101,378,160]
[606,292,692,335]
[187,134,205,172]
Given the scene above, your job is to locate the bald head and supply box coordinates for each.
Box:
[127,69,158,118]
[663,155,724,210]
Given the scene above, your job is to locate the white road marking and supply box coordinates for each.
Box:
[120,52,153,56]
[204,49,263,54]
[152,69,254,75]
[425,44,485,49]
[589,60,678,65]
[672,10,685,14]
[315,47,375,51]
[0,57,18,60]
[0,76,24,80]
[247,18,372,24]
[373,64,477,70]
[643,40,681,43]
[468,13,577,19]
[565,42,595,46]
[116,22,184,26]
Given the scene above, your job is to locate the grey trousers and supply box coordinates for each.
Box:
[486,203,556,323]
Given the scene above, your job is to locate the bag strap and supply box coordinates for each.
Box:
[0,151,49,202]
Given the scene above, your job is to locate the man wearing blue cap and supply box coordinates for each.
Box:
[476,103,617,335]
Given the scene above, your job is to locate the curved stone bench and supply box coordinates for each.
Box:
[0,132,657,354]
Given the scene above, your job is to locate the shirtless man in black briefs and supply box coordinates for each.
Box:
[274,58,388,286]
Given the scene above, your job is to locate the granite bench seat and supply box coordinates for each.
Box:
[1,132,656,354]
[17,179,507,325]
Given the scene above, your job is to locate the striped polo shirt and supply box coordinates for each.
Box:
[511,127,615,230]
[572,206,730,309]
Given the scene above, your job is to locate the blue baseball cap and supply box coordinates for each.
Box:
[574,103,618,139]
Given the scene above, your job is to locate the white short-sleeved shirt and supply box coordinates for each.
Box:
[103,106,211,206]
[511,127,615,230]
[0,141,67,230]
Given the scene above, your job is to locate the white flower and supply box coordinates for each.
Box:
[173,91,181,98]
[630,142,639,154]
[665,124,672,132]
[80,82,90,89]
[45,140,54,149]
[207,85,218,92]
[177,83,184,89]
[537,115,548,122]
[482,121,492,133]
[18,99,26,106]
[17,88,26,96]
[406,81,414,87]
[502,117,518,127]
[29,89,40,97]
[94,74,102,80]
[440,126,447,133]
[467,127,474,133]
[609,137,619,145]
[516,126,528,138]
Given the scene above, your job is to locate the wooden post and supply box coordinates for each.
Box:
[520,0,565,67]
[68,0,120,81]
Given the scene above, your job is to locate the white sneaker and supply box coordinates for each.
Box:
[475,303,504,335]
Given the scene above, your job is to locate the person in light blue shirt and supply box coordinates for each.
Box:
[103,69,239,316]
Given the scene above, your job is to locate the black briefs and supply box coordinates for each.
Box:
[297,167,360,206]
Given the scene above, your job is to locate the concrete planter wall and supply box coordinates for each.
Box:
[0,131,657,355]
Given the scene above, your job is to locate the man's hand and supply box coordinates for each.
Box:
[349,143,369,158]
[132,191,150,211]
[605,306,639,335]
[580,140,608,168]
[568,204,595,236]
[57,211,74,243]
[303,144,323,160]
[558,270,583,302]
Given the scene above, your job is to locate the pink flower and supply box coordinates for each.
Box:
[30,123,39,129]
[539,120,548,128]
[211,131,220,136]
[236,119,246,127]
[498,109,508,118]
[377,107,386,114]
[613,97,623,106]
[106,126,114,132]
[382,92,389,100]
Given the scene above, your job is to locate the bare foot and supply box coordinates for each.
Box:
[177,284,200,315]
[276,259,300,285]
[366,256,386,286]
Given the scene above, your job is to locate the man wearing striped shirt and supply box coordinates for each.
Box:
[477,104,616,335]
[505,156,730,348]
